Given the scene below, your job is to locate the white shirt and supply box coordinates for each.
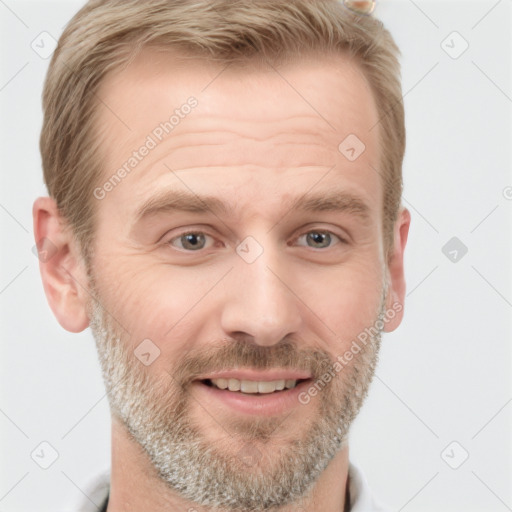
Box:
[74,461,390,511]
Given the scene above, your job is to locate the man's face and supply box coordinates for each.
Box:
[86,48,390,509]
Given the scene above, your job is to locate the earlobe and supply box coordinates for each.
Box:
[383,206,411,332]
[33,197,91,333]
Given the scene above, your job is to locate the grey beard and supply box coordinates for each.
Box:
[87,296,384,512]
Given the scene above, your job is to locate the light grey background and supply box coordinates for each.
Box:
[1,0,511,510]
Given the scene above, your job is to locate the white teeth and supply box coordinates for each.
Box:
[210,378,299,393]
[240,380,258,393]
[258,381,277,393]
[215,378,228,390]
[275,380,285,391]
[228,378,240,391]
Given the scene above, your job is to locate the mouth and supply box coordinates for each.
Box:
[193,372,314,416]
[202,377,310,395]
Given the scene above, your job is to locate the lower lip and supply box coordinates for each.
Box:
[193,379,313,416]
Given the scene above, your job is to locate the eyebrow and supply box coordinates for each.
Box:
[134,188,370,223]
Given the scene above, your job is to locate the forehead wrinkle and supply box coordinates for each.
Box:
[97,105,345,171]
[99,127,343,193]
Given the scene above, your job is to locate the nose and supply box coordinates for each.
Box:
[219,242,303,347]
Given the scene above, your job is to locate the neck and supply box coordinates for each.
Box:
[106,416,350,512]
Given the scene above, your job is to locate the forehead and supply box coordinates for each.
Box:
[93,47,381,223]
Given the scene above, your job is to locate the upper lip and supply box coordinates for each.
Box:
[196,369,312,381]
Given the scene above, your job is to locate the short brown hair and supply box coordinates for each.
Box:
[40,0,404,266]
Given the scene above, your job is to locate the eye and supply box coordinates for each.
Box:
[168,231,214,251]
[295,230,344,249]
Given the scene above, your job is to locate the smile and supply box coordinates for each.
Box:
[194,372,314,416]
[205,378,306,394]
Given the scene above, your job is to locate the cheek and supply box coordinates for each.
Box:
[298,258,384,343]
[92,255,222,358]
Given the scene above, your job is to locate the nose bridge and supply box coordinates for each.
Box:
[220,236,302,346]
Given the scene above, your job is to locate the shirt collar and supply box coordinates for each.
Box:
[347,461,391,512]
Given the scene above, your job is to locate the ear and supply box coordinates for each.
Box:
[32,197,90,332]
[383,206,411,332]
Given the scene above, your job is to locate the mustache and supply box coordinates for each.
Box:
[172,338,335,385]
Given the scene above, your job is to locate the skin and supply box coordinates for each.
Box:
[33,48,410,511]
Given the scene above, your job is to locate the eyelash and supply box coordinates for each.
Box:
[165,229,347,252]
